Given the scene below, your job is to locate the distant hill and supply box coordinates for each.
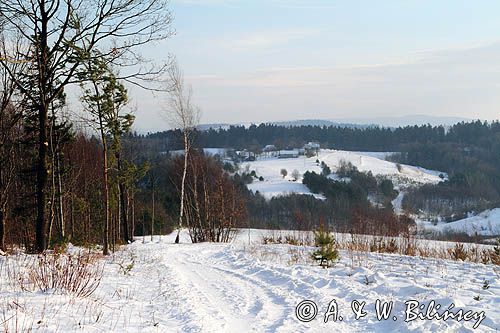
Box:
[197,115,473,131]
[330,115,472,127]
[268,119,372,128]
[197,119,372,131]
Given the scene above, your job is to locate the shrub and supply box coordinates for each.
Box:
[449,243,468,261]
[320,162,331,176]
[11,252,103,297]
[384,239,398,253]
[311,225,339,268]
[280,168,288,178]
[491,238,500,265]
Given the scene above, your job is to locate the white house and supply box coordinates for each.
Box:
[278,150,299,159]
[304,141,320,150]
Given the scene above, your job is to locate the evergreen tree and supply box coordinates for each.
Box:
[312,224,339,268]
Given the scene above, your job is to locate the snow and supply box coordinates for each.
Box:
[391,190,405,215]
[240,149,445,199]
[417,209,500,237]
[0,230,498,332]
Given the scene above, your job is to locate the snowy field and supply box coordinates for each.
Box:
[240,149,445,200]
[240,150,500,239]
[417,209,500,238]
[0,230,498,332]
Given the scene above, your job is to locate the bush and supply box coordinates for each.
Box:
[320,161,331,176]
[11,252,103,297]
[449,243,468,261]
[311,225,339,268]
[491,238,500,265]
[280,168,288,178]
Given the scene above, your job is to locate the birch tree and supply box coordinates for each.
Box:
[166,61,200,244]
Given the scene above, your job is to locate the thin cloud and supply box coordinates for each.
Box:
[181,41,500,124]
[219,28,322,51]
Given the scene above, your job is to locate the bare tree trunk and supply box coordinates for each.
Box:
[131,192,135,239]
[34,3,51,253]
[118,154,129,243]
[36,104,49,252]
[0,210,5,251]
[111,212,115,253]
[117,183,121,241]
[70,194,74,240]
[151,185,155,242]
[175,133,189,244]
[56,152,65,239]
[48,112,56,246]
[142,210,145,243]
[101,132,110,255]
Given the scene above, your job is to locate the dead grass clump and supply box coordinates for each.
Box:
[448,243,468,261]
[10,252,104,297]
[261,232,312,246]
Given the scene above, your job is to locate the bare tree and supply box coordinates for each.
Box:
[0,0,173,253]
[0,29,25,251]
[166,61,200,243]
[172,153,244,243]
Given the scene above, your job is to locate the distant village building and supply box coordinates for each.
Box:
[263,144,277,152]
[236,150,256,161]
[304,141,320,150]
[278,149,299,159]
[303,141,320,156]
[262,144,278,157]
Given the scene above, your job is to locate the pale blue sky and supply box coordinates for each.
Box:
[131,0,500,131]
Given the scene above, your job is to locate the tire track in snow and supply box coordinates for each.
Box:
[163,245,298,332]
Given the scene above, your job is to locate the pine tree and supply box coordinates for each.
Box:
[80,54,134,253]
[312,224,339,268]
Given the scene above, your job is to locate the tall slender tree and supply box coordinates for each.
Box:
[166,61,201,244]
[81,55,132,254]
[0,29,25,251]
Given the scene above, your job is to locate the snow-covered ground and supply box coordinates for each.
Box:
[0,230,498,332]
[417,209,500,237]
[240,149,445,199]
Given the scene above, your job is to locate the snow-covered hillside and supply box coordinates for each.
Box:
[241,149,445,199]
[417,209,500,237]
[0,230,498,332]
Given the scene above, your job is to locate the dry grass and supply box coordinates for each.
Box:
[260,231,500,265]
[6,252,104,297]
